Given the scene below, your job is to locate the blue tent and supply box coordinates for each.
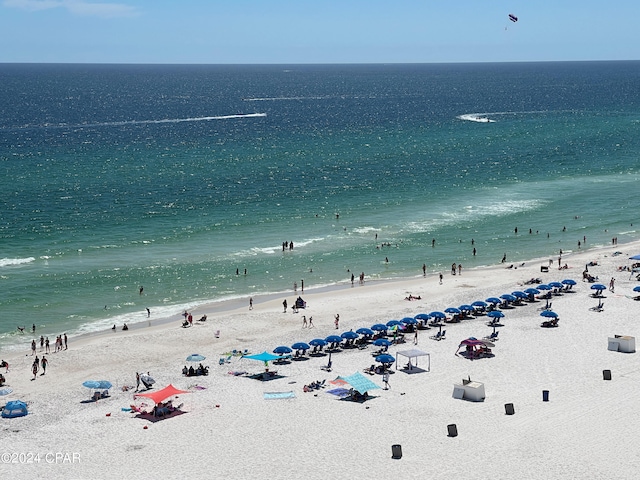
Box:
[337,372,381,395]
[1,400,28,418]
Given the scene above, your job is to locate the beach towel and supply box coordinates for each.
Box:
[327,388,351,397]
[263,391,296,400]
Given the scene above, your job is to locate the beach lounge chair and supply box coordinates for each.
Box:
[590,300,604,312]
[430,331,441,341]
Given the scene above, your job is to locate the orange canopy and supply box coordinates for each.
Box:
[134,384,190,404]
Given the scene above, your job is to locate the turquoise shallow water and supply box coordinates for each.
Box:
[1,62,639,350]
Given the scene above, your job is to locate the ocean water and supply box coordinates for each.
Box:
[1,62,639,350]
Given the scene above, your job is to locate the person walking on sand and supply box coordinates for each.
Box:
[283,299,287,313]
[41,356,48,375]
[32,359,39,380]
[422,263,426,276]
[414,329,419,345]
[302,315,307,328]
[308,316,314,328]
[45,337,50,353]
[249,297,253,310]
[31,339,36,355]
[439,272,443,284]
[334,314,340,330]
[609,277,615,293]
[64,333,68,350]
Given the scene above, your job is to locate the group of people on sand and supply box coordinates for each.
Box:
[31,334,66,356]
[182,364,209,377]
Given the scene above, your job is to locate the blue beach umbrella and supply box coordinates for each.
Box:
[325,335,343,344]
[373,338,392,347]
[549,282,564,289]
[562,279,577,286]
[401,317,418,325]
[445,307,461,314]
[524,288,540,295]
[371,324,388,332]
[83,380,112,390]
[309,338,327,347]
[375,354,395,364]
[487,311,504,319]
[186,353,206,362]
[633,286,640,292]
[292,342,310,351]
[485,297,502,305]
[386,320,402,327]
[341,331,359,340]
[472,301,487,308]
[459,304,474,312]
[512,291,528,299]
[273,346,292,354]
[414,313,431,320]
[356,327,374,336]
[591,284,607,291]
[540,310,558,318]
[536,284,551,291]
[500,294,517,302]
[429,311,446,319]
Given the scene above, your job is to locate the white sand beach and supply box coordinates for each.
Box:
[2,241,640,479]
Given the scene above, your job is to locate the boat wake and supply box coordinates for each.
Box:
[7,113,267,131]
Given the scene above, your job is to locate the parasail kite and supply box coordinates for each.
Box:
[508,14,518,23]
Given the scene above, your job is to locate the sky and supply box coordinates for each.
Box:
[0,0,639,64]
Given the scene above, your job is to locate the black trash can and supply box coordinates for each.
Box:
[603,369,612,380]
[447,424,458,437]
[391,444,402,459]
[505,403,515,415]
[542,390,549,402]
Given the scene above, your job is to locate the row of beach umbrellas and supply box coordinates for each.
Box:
[268,279,580,354]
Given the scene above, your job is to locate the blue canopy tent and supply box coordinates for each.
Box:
[1,400,28,418]
[337,372,381,395]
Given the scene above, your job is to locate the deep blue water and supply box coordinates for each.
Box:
[1,62,639,350]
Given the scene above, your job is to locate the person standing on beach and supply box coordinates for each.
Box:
[414,329,418,345]
[32,359,39,380]
[609,277,615,293]
[135,372,140,392]
[334,314,340,330]
[301,279,304,292]
[31,339,36,355]
[458,264,462,275]
[302,315,307,328]
[439,273,443,284]
[351,273,355,285]
[283,299,287,313]
[64,333,68,350]
[294,282,297,292]
[422,264,426,276]
[308,316,314,328]
[249,297,253,310]
[45,337,50,353]
[40,335,44,351]
[41,356,48,375]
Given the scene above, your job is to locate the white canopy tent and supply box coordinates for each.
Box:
[395,349,430,371]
